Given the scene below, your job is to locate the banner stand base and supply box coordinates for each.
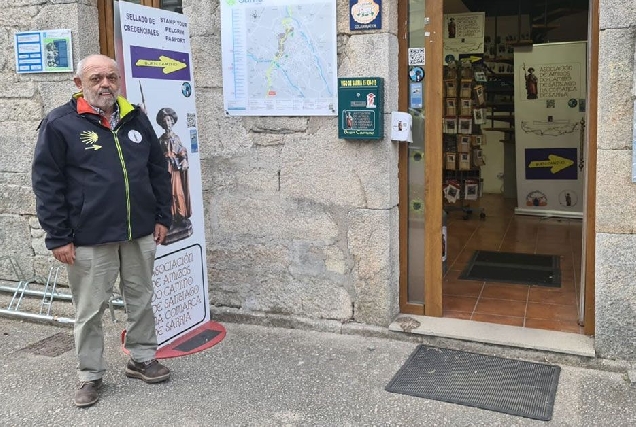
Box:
[121,321,226,359]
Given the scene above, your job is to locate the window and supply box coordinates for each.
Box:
[98,0,183,57]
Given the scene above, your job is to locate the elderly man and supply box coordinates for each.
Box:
[32,54,173,408]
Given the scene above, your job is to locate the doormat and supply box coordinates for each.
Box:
[459,250,561,287]
[385,345,561,421]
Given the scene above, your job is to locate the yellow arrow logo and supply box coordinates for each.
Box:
[85,145,102,151]
[135,56,187,74]
[528,154,574,174]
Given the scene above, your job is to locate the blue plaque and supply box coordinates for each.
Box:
[349,0,382,31]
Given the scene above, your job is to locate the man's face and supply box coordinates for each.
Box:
[74,56,121,112]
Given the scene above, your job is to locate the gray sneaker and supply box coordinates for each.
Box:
[74,379,102,408]
[125,359,171,383]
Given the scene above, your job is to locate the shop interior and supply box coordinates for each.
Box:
[422,0,590,334]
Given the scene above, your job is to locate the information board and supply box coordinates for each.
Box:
[338,77,384,140]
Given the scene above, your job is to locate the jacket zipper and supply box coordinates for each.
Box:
[111,130,132,240]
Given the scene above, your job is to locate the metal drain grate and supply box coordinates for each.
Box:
[19,332,74,357]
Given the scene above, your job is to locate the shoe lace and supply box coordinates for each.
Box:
[78,380,96,389]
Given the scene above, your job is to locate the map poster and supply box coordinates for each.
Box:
[221,0,338,116]
[114,1,210,347]
[514,42,587,217]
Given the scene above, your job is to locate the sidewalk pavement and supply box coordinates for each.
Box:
[0,315,634,427]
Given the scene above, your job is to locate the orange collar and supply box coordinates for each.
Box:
[76,97,111,128]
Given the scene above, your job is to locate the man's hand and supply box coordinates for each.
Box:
[154,224,169,244]
[52,243,75,265]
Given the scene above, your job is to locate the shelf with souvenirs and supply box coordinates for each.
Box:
[442,59,487,220]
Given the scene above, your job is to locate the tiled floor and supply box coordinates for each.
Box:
[443,194,584,334]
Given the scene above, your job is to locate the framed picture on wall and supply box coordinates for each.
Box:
[474,70,487,82]
[445,98,457,116]
[444,117,457,134]
[460,81,472,98]
[458,117,472,134]
[445,80,457,98]
[473,107,486,124]
[460,98,472,116]
[473,85,485,106]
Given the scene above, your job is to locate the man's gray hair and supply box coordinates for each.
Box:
[75,54,118,78]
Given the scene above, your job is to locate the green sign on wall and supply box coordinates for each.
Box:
[338,77,384,140]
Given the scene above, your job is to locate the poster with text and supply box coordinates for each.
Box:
[115,1,209,346]
[443,12,485,64]
[514,42,587,217]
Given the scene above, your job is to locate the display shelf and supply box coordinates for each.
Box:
[486,115,514,123]
[482,127,515,132]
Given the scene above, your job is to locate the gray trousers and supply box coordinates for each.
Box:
[67,234,158,381]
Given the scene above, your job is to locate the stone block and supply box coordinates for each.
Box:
[0,81,36,98]
[595,233,636,360]
[0,6,39,26]
[193,88,252,156]
[245,116,309,134]
[207,243,289,273]
[183,0,219,37]
[339,33,393,77]
[75,3,100,61]
[39,81,76,115]
[595,150,636,233]
[599,0,636,30]
[281,126,397,209]
[191,35,222,88]
[0,101,42,123]
[0,121,39,173]
[347,207,399,325]
[0,172,36,215]
[0,215,35,281]
[597,28,636,149]
[202,147,282,195]
[210,268,351,320]
[211,193,339,243]
[0,1,47,8]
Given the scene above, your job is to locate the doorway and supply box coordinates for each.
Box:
[398,0,597,335]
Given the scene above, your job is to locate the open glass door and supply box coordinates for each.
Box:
[399,0,444,316]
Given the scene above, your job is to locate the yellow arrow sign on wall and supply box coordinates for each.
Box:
[528,154,574,174]
[135,56,187,74]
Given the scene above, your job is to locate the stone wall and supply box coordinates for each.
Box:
[185,0,400,326]
[596,0,636,360]
[0,0,99,283]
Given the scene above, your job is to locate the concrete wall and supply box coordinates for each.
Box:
[596,0,636,360]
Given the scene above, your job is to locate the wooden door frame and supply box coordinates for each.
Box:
[583,0,598,335]
[398,0,598,333]
[398,0,443,317]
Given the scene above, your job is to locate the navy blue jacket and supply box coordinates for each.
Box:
[32,95,172,250]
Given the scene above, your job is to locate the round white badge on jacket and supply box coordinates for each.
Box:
[128,130,142,143]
